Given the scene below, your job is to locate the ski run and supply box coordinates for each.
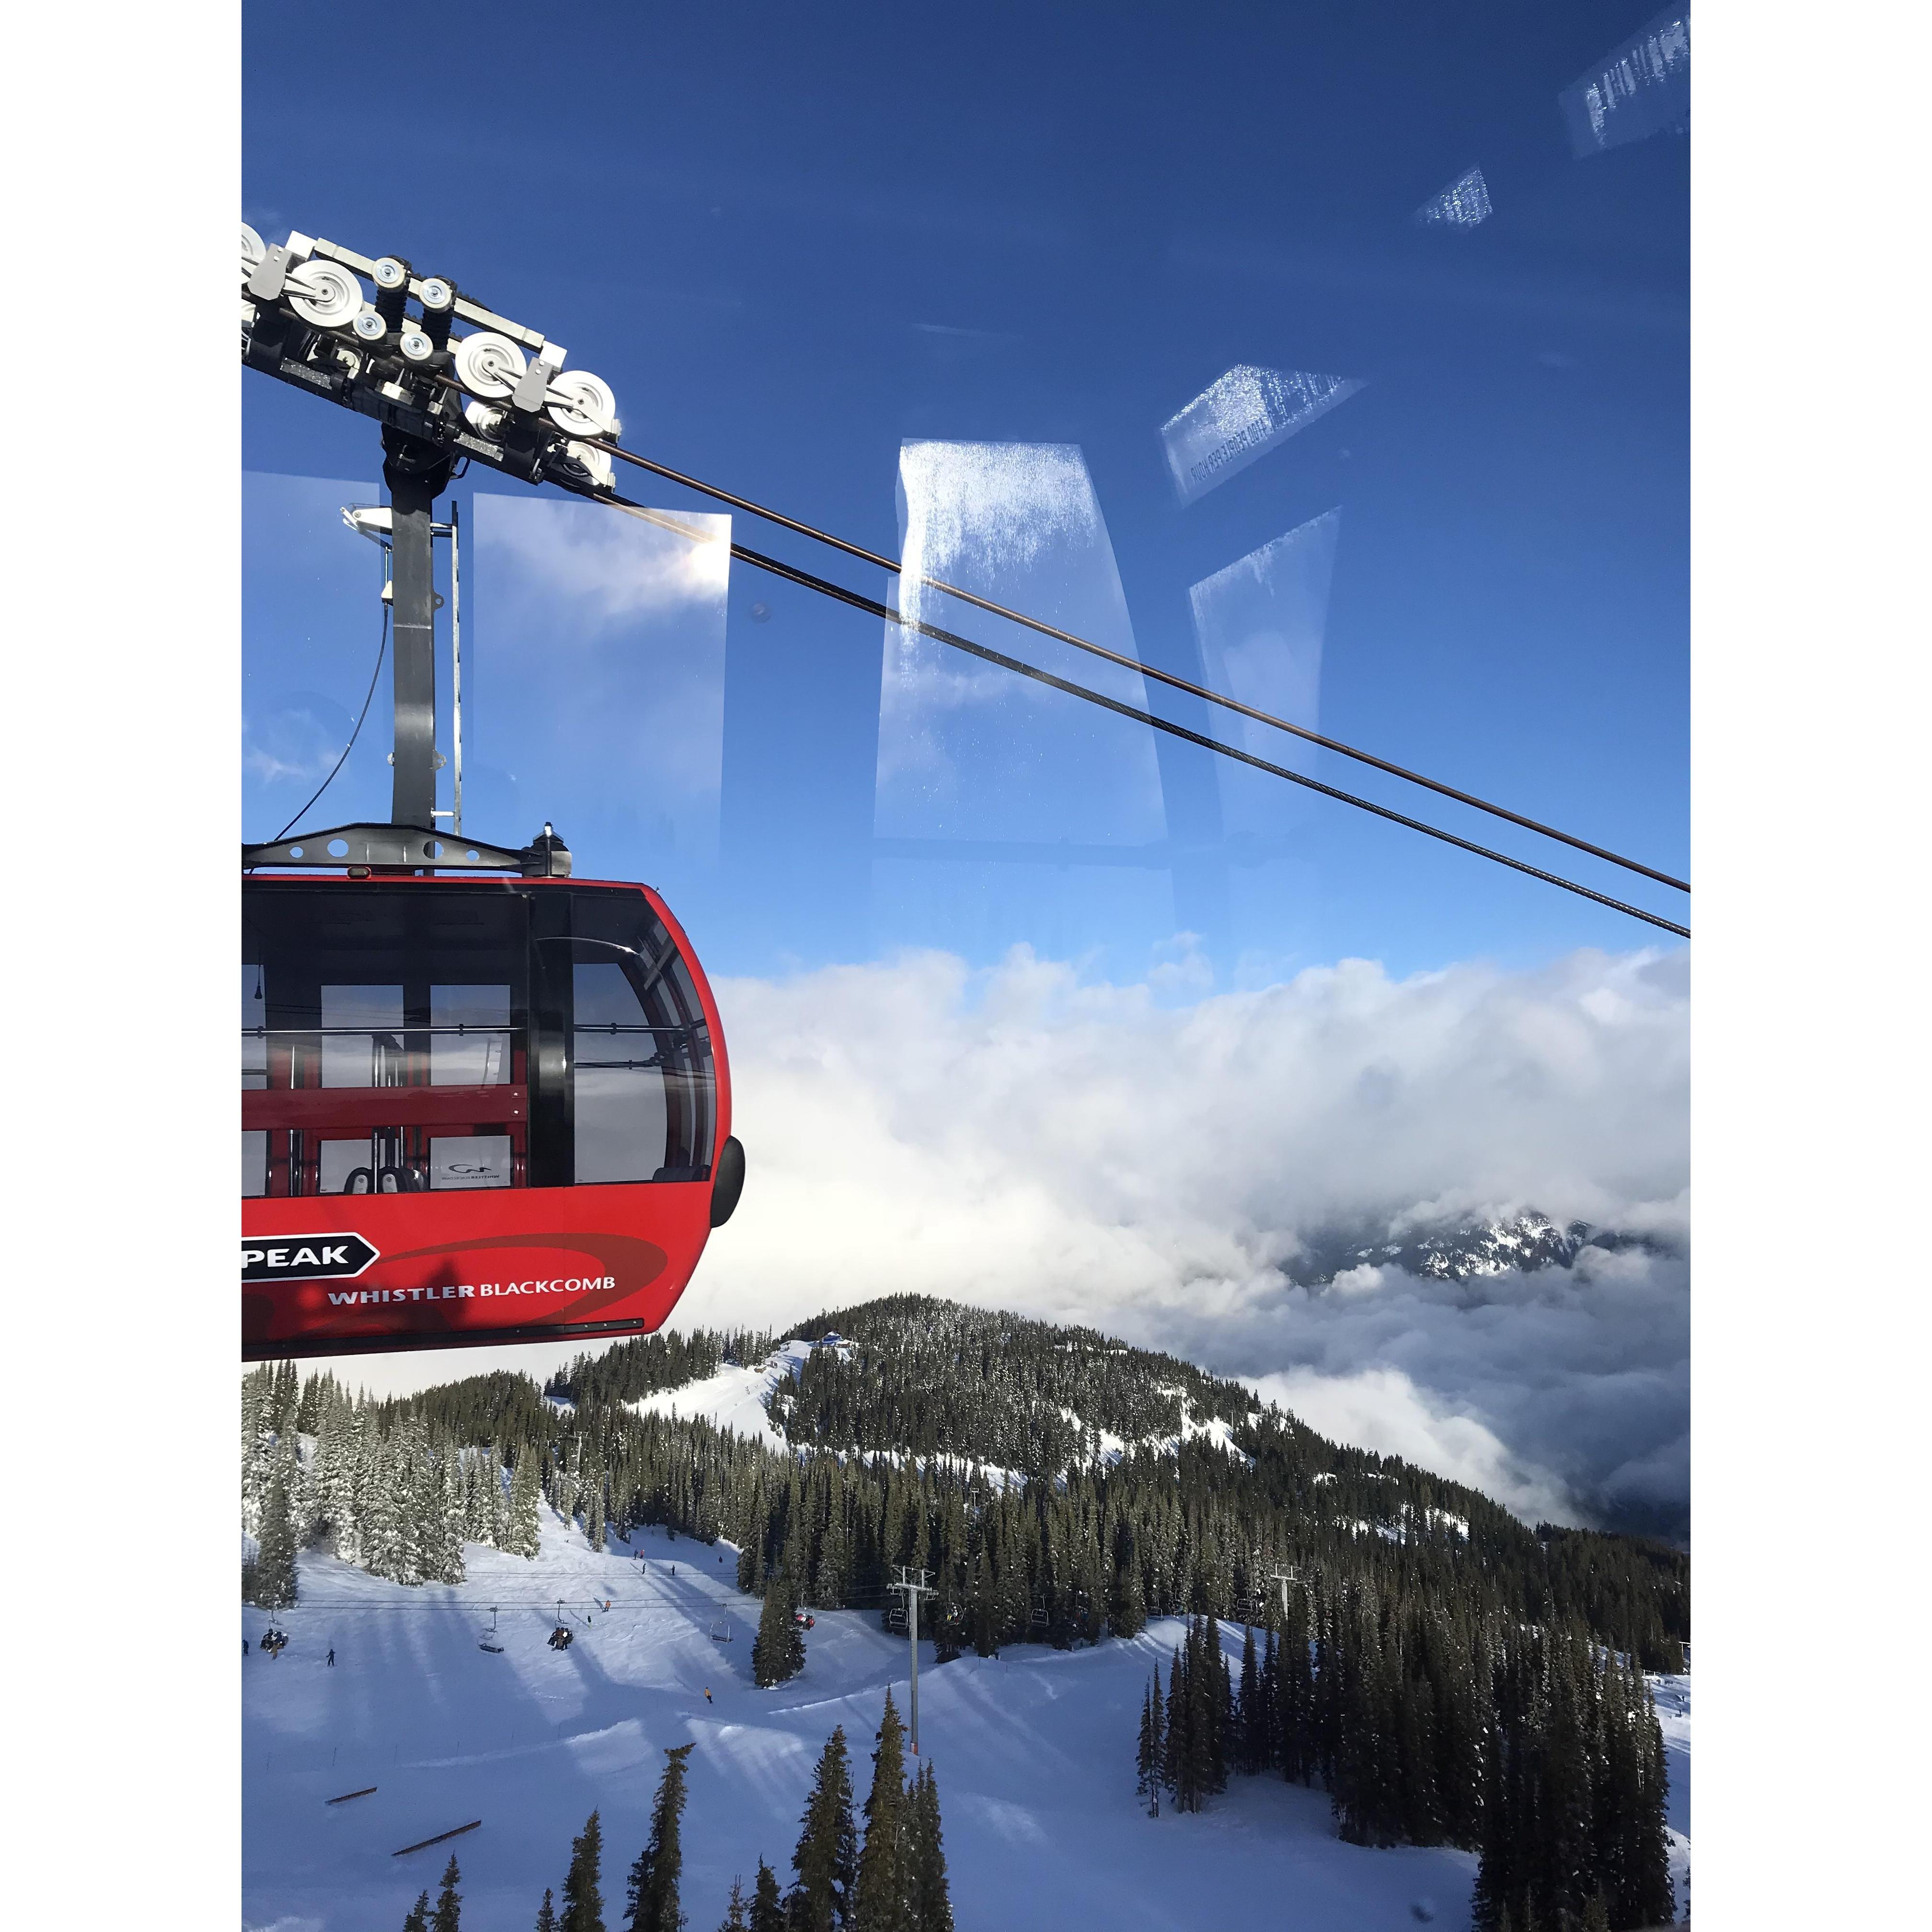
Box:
[244,1346,1688,1931]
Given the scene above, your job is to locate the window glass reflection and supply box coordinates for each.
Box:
[875,440,1173,974]
[1562,9,1690,157]
[431,984,512,1086]
[468,495,731,902]
[320,985,405,1089]
[1161,368,1365,507]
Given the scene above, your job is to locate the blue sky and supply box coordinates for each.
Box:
[243,0,1687,988]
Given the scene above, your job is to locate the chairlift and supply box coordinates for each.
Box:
[478,1607,504,1654]
[547,1600,575,1650]
[793,1610,815,1631]
[708,1617,733,1643]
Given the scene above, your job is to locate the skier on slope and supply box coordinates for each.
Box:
[326,1647,335,1667]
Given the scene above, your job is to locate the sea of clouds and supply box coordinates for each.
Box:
[679,943,1690,1536]
[329,942,1689,1537]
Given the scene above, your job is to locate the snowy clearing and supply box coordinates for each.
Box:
[242,1506,1690,1931]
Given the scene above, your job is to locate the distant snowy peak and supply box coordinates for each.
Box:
[1290,1210,1669,1287]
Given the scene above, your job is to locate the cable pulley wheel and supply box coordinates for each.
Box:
[558,440,615,490]
[242,222,265,282]
[454,330,528,401]
[286,260,363,330]
[545,370,619,438]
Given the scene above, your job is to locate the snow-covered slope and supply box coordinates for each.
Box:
[623,1341,810,1449]
[1652,1670,1692,1908]
[244,1506,1688,1932]
[630,1342,1256,1482]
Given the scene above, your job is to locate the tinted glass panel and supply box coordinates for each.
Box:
[244,885,531,1197]
[242,882,713,1197]
[321,985,404,1088]
[553,889,717,1185]
[431,985,512,1086]
[242,965,267,1194]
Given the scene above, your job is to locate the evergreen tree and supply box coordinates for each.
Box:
[433,1853,463,1931]
[625,1743,696,1932]
[586,1463,607,1552]
[852,1691,910,1932]
[1206,1616,1231,1794]
[403,1892,431,1932]
[1180,1619,1219,1810]
[1135,1676,1162,1817]
[561,1810,606,1932]
[1236,1623,1260,1775]
[748,1860,784,1932]
[254,1448,299,1610]
[788,1726,856,1932]
[716,1879,749,1932]
[907,1760,953,1932]
[536,1890,559,1932]
[753,1576,805,1689]
[1162,1646,1190,1808]
[509,1445,543,1559]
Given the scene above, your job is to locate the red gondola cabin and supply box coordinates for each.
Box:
[242,873,742,1359]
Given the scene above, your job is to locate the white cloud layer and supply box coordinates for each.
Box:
[313,944,1690,1535]
[678,943,1690,1531]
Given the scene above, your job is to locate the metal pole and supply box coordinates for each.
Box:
[449,498,462,836]
[1269,1569,1294,1621]
[381,430,452,833]
[894,1566,933,1754]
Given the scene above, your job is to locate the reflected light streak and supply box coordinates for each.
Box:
[1159,366,1365,506]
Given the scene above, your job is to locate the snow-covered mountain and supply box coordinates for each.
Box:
[1288,1210,1668,1287]
[243,1311,1690,1930]
[243,1503,1690,1932]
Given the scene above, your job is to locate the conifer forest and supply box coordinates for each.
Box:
[243,1295,1688,1931]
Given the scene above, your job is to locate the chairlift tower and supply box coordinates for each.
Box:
[891,1567,936,1755]
[1268,1567,1311,1623]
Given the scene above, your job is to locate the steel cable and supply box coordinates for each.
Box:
[580,436,1688,896]
[595,493,1689,940]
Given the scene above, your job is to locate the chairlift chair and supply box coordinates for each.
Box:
[479,1607,504,1653]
